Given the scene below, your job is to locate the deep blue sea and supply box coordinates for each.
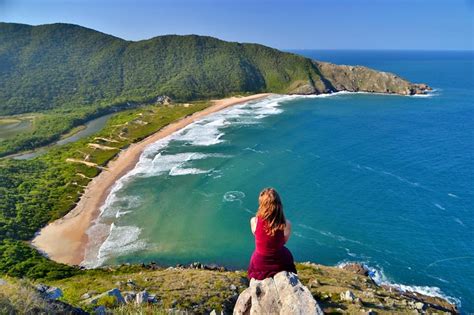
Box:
[85,51,474,312]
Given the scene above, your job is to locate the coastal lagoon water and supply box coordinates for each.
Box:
[85,51,473,311]
[12,113,114,160]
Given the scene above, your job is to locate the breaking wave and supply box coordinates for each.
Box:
[336,261,461,307]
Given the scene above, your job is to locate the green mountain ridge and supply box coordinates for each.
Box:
[0,22,430,156]
[0,22,429,116]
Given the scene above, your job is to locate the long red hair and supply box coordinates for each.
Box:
[256,188,286,236]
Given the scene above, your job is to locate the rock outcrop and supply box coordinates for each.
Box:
[340,262,369,276]
[84,287,125,306]
[17,262,457,314]
[35,283,63,300]
[312,61,432,96]
[155,95,172,105]
[233,271,323,315]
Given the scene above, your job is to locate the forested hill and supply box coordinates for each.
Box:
[0,22,429,116]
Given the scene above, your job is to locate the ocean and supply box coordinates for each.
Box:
[84,51,474,312]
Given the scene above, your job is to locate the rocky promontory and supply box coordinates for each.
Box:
[288,61,432,96]
[316,61,431,95]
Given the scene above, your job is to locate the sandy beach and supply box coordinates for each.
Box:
[31,93,272,266]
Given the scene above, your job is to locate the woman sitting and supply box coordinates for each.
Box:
[247,187,297,280]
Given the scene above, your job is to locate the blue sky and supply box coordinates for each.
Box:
[1,0,473,50]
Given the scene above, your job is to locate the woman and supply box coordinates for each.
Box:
[247,188,297,280]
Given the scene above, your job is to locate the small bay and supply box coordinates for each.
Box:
[86,51,473,311]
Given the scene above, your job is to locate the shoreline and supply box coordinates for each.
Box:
[31,93,272,266]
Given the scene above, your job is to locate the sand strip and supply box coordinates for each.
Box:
[31,93,272,266]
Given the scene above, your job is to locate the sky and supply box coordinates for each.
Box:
[1,0,473,50]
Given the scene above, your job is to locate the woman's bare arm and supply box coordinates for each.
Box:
[284,219,292,243]
[250,217,257,235]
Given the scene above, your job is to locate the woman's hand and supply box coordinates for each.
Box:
[284,219,292,243]
[250,216,257,235]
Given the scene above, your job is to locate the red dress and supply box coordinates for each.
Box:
[247,217,297,280]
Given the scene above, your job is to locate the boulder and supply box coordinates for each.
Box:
[44,287,63,300]
[94,305,107,315]
[35,284,63,300]
[415,302,425,310]
[45,300,88,314]
[340,290,356,302]
[136,290,149,304]
[35,283,49,293]
[233,271,323,315]
[155,95,172,105]
[123,291,136,304]
[147,294,158,303]
[341,263,369,276]
[86,288,125,306]
[80,293,91,300]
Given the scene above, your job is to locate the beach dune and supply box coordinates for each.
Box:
[32,93,272,266]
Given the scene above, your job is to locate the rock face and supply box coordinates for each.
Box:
[304,61,432,96]
[155,95,172,105]
[340,262,369,276]
[233,271,323,315]
[35,284,63,300]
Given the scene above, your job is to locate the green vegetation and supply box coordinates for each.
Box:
[0,278,49,314]
[49,265,246,313]
[0,263,452,314]
[0,101,208,278]
[0,22,329,156]
[0,102,139,157]
[0,22,323,117]
[0,115,35,140]
[0,241,76,280]
[0,22,425,156]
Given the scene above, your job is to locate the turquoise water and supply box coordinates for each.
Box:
[85,51,473,311]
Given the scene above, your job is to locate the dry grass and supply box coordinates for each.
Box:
[0,278,48,314]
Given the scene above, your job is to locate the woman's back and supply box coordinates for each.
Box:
[254,216,285,255]
[247,188,296,280]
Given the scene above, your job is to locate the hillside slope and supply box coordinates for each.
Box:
[0,22,429,116]
[0,263,458,314]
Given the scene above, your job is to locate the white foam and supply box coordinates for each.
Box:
[337,262,461,306]
[223,191,246,203]
[115,210,132,218]
[302,90,355,98]
[292,231,324,246]
[448,193,460,199]
[129,152,212,178]
[243,147,267,154]
[242,208,254,214]
[307,90,440,99]
[453,217,465,227]
[344,248,358,258]
[82,221,110,268]
[299,224,363,245]
[169,167,209,176]
[433,203,446,210]
[89,223,147,268]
